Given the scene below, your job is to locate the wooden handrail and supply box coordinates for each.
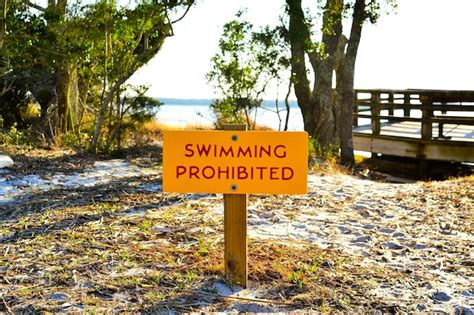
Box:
[353,89,474,141]
[355,102,474,112]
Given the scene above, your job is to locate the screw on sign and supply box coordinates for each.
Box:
[163,125,308,288]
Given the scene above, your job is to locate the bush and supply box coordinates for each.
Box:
[210,98,261,129]
[0,125,38,146]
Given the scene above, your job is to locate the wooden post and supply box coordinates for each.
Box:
[419,95,432,179]
[370,92,381,159]
[353,91,359,127]
[223,124,248,288]
[371,92,381,136]
[388,92,394,122]
[420,95,433,141]
[438,102,446,138]
[403,93,411,117]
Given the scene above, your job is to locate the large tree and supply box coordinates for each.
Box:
[2,0,193,151]
[286,0,395,165]
[90,0,195,152]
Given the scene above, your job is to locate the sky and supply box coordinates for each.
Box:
[129,0,474,100]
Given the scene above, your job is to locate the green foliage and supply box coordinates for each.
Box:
[207,12,289,129]
[60,131,88,148]
[2,0,193,151]
[0,125,37,146]
[309,136,339,160]
[210,98,258,128]
[100,85,162,153]
[365,0,398,23]
[124,85,163,123]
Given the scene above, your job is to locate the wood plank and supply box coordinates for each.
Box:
[356,114,421,123]
[224,194,248,287]
[353,89,474,162]
[223,124,248,288]
[354,134,474,162]
[355,102,474,112]
[353,136,419,158]
[431,117,474,125]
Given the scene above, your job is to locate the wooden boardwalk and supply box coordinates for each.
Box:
[352,89,474,163]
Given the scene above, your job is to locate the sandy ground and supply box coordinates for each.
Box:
[0,152,472,313]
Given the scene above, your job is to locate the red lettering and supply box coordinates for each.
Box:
[202,166,215,179]
[184,144,194,157]
[189,166,200,179]
[196,144,211,156]
[270,167,279,180]
[196,144,211,157]
[218,166,230,179]
[259,145,271,158]
[274,145,287,158]
[176,166,186,178]
[238,166,248,179]
[237,146,252,157]
[219,146,234,157]
[256,166,266,179]
[282,167,294,180]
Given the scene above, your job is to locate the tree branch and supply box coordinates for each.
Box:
[27,1,46,12]
[170,0,194,24]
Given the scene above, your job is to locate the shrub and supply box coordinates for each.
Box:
[0,125,38,146]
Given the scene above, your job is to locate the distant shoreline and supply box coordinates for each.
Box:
[157,98,299,108]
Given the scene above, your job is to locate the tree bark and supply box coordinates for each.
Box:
[48,0,78,135]
[334,34,348,141]
[0,0,6,51]
[0,0,8,70]
[56,63,68,132]
[337,0,365,166]
[286,0,311,111]
[287,0,342,149]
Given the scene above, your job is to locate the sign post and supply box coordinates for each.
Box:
[223,124,248,287]
[163,127,308,288]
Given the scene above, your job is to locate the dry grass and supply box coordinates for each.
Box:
[136,120,215,143]
[0,197,398,312]
[1,147,472,313]
[140,119,276,141]
[0,148,405,313]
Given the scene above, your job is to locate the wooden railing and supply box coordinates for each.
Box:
[353,89,474,141]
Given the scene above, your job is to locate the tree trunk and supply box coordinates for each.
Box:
[334,34,348,141]
[91,89,111,153]
[0,0,6,49]
[56,63,78,133]
[49,0,77,135]
[0,0,8,70]
[311,0,342,148]
[90,75,130,153]
[56,63,70,132]
[287,0,342,150]
[337,0,365,166]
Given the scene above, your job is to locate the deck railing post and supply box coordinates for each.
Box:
[353,91,359,127]
[403,93,411,117]
[371,92,381,136]
[388,92,394,122]
[420,95,433,141]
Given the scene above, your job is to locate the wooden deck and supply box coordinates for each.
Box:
[352,89,474,163]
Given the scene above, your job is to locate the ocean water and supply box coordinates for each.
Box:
[156,103,304,131]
